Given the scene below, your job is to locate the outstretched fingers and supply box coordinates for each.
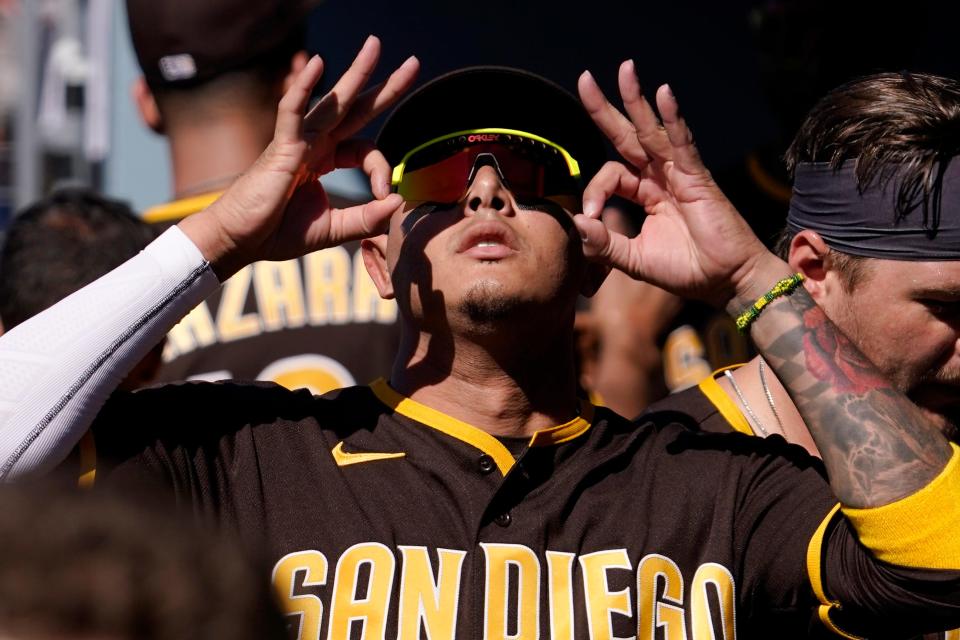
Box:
[578,70,651,168]
[655,84,707,177]
[304,35,382,133]
[618,60,672,162]
[334,56,420,142]
[275,55,325,144]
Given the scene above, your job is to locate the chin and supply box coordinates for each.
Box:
[459,280,519,325]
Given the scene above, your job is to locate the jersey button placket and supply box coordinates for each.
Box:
[477,454,496,474]
[494,511,512,527]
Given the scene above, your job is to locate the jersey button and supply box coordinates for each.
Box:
[478,454,495,474]
[494,512,512,527]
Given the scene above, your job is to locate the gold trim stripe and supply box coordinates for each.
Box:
[807,504,865,639]
[370,379,516,475]
[529,402,593,447]
[817,605,865,640]
[369,379,595,475]
[806,503,842,606]
[142,191,224,224]
[697,366,754,436]
[78,430,97,489]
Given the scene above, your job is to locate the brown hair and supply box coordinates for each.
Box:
[785,72,960,209]
[778,72,960,289]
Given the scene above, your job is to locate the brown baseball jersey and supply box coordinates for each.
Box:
[86,378,960,639]
[143,195,400,393]
[644,371,960,640]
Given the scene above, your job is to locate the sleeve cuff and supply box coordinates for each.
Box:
[842,442,960,570]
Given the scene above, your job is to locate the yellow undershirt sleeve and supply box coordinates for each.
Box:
[842,443,960,570]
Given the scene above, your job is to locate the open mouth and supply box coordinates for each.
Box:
[456,222,519,259]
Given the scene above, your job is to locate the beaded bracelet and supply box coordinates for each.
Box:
[735,273,805,333]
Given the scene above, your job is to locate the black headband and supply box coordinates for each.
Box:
[787,160,960,260]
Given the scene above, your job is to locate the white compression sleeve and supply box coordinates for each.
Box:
[0,226,220,479]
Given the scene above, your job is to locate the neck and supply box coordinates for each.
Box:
[166,112,274,199]
[721,357,820,456]
[390,324,580,439]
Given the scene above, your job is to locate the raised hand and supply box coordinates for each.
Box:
[180,36,420,279]
[578,64,955,509]
[574,61,786,308]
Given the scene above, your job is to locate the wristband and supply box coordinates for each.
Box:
[735,273,805,334]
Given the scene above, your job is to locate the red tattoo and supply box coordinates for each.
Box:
[802,306,888,395]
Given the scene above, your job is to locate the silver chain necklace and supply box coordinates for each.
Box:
[758,359,786,435]
[724,361,785,438]
[724,369,769,437]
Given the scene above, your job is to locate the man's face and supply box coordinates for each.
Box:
[384,164,586,334]
[822,258,960,435]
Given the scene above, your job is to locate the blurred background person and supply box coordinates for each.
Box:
[0,187,159,485]
[125,0,401,393]
[0,0,18,232]
[575,201,683,417]
[0,482,286,640]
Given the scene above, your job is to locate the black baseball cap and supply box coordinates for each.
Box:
[126,0,318,87]
[377,67,608,184]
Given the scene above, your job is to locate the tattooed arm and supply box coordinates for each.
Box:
[731,283,952,507]
[574,63,953,507]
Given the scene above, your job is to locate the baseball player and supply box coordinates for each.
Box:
[620,70,960,458]
[4,45,960,638]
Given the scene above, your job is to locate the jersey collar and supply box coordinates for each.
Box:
[369,378,593,476]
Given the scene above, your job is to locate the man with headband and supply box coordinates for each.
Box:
[640,72,960,461]
[5,54,960,637]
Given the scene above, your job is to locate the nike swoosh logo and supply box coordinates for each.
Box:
[332,441,406,467]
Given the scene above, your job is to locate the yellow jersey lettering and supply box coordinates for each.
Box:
[579,548,634,640]
[481,542,540,640]
[163,300,217,360]
[396,546,466,639]
[305,247,351,325]
[690,563,736,640]
[637,554,687,640]
[254,259,308,331]
[268,545,742,638]
[258,354,356,395]
[216,265,262,343]
[327,542,395,639]
[546,550,576,640]
[271,550,329,640]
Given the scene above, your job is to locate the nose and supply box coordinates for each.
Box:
[464,165,514,216]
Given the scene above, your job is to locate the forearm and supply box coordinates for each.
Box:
[731,264,952,507]
[0,227,219,479]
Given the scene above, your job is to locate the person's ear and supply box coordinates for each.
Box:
[361,235,395,299]
[580,263,611,297]
[788,229,833,302]
[282,51,310,94]
[131,76,164,134]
